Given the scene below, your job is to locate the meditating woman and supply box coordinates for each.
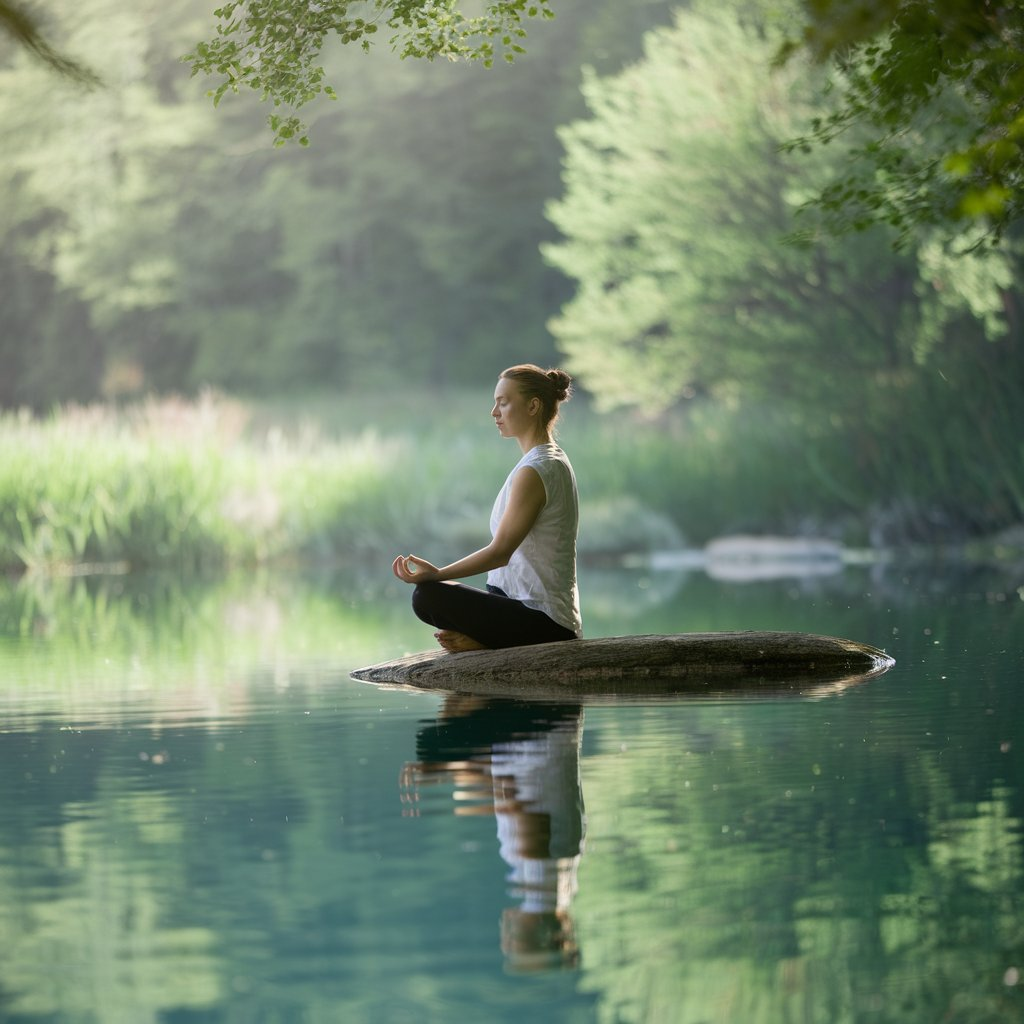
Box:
[392,364,582,652]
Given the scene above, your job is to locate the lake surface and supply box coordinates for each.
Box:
[1,559,1022,1023]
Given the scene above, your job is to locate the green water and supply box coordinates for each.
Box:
[1,560,1022,1023]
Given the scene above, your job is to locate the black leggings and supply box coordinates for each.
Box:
[411,581,575,650]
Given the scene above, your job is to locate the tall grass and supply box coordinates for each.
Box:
[0,392,516,574]
[2,420,219,571]
[1,386,1020,575]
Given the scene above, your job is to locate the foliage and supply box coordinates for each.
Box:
[543,2,1024,535]
[0,0,223,402]
[0,0,676,407]
[2,0,1021,545]
[783,0,1024,241]
[185,0,555,145]
[545,4,900,414]
[546,4,878,414]
[0,394,472,574]
[181,0,1024,242]
[8,0,1023,242]
[0,393,748,574]
[1,386,1019,583]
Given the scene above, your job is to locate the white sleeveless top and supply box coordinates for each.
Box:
[487,444,582,636]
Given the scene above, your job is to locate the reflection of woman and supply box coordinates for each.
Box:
[491,720,585,972]
[392,364,582,653]
[402,696,586,972]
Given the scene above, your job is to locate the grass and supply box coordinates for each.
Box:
[0,392,511,574]
[1,386,1020,575]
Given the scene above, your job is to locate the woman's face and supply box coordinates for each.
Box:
[491,377,538,439]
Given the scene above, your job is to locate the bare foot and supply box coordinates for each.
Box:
[434,630,489,653]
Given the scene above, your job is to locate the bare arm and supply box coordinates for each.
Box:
[393,467,546,584]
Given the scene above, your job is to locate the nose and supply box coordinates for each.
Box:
[491,403,499,419]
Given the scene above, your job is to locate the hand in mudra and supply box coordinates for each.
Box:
[392,555,439,584]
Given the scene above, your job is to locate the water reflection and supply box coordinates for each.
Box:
[1,560,1022,1020]
[402,696,586,971]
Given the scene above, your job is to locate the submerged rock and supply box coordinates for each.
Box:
[351,631,895,701]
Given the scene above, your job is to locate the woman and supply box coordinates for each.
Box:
[392,364,582,652]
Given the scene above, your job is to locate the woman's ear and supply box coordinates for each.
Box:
[529,397,541,416]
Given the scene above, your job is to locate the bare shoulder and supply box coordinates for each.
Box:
[512,464,544,490]
[510,464,546,504]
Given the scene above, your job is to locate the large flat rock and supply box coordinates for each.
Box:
[351,631,895,701]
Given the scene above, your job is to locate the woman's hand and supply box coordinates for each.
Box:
[392,554,440,584]
[390,467,545,587]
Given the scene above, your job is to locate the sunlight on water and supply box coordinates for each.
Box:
[1,563,1022,1022]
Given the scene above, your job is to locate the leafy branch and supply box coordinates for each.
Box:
[183,0,554,146]
[779,0,1024,242]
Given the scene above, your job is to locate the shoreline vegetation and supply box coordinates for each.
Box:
[2,391,1022,578]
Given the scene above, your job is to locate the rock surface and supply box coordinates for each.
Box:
[351,631,895,700]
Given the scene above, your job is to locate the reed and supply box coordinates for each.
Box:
[0,403,239,572]
[0,394,503,573]
[1,386,1019,574]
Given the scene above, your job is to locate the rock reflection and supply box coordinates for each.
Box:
[401,696,586,972]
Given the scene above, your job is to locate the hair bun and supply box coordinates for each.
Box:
[547,368,573,402]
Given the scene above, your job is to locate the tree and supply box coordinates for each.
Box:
[542,2,1024,531]
[781,0,1024,242]
[0,0,221,404]
[181,0,1024,244]
[10,0,1023,241]
[0,0,677,406]
[184,0,555,145]
[543,3,926,414]
[181,0,1024,241]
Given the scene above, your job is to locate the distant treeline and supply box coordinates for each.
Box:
[0,0,677,408]
[2,0,1021,544]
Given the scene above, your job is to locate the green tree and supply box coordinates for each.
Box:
[543,1,1024,533]
[185,0,556,145]
[0,0,220,403]
[13,0,1023,243]
[0,0,677,406]
[183,0,1024,245]
[784,0,1024,241]
[544,3,925,415]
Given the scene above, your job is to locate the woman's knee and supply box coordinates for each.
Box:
[411,581,442,623]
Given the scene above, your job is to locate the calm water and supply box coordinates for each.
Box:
[1,560,1022,1023]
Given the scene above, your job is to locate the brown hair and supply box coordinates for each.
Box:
[500,364,573,428]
